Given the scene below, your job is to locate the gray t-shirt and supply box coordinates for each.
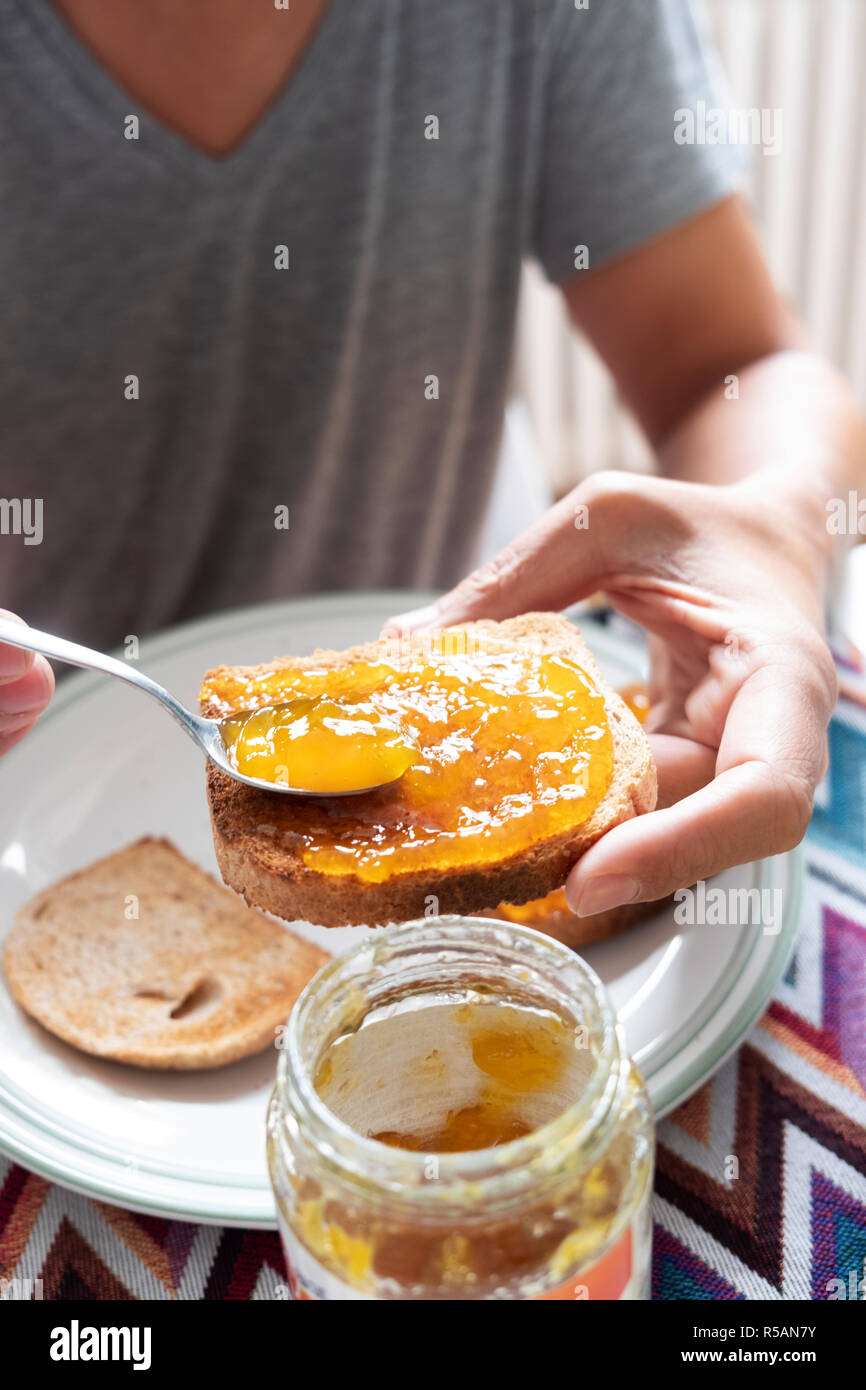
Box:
[0,0,737,649]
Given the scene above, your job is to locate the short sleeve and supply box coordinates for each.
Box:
[531,0,748,284]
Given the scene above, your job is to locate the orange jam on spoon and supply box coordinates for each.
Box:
[220,697,417,794]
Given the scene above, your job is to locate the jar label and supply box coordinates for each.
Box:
[278,1214,641,1301]
[535,1227,633,1300]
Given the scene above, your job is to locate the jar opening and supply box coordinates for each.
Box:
[278,917,626,1209]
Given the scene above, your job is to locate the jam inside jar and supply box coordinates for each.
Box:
[267,918,655,1300]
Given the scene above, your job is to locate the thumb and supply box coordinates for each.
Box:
[384,484,614,634]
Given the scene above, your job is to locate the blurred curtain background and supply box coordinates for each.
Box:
[512,0,866,491]
[482,0,866,647]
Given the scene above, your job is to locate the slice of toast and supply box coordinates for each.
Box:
[2,837,329,1070]
[201,613,656,928]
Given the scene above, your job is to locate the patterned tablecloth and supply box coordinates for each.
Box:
[1,674,864,1302]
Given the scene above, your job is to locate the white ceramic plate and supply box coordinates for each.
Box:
[0,594,801,1226]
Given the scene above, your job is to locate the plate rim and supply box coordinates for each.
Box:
[0,594,804,1225]
[646,845,801,1116]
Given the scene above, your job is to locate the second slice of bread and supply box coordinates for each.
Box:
[3,837,330,1069]
[202,613,656,928]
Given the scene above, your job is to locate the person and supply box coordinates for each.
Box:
[0,0,863,918]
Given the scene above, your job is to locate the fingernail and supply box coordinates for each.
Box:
[381,604,440,635]
[0,648,32,681]
[570,874,641,918]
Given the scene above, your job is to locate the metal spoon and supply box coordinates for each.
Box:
[0,618,405,796]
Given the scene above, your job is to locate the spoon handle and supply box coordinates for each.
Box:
[0,618,210,748]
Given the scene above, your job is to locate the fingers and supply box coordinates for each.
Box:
[0,612,54,747]
[0,610,34,682]
[565,758,812,915]
[0,654,54,720]
[649,733,717,809]
[566,651,832,915]
[383,478,627,634]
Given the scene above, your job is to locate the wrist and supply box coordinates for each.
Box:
[731,467,837,574]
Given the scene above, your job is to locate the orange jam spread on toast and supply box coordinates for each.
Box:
[495,885,573,927]
[220,698,417,794]
[617,682,650,725]
[494,682,649,925]
[200,641,614,882]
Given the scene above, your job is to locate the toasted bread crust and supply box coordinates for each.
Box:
[203,614,656,928]
[3,837,329,1069]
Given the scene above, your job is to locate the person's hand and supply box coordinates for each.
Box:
[0,611,54,756]
[384,471,837,917]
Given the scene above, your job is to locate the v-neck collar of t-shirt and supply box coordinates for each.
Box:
[10,0,348,189]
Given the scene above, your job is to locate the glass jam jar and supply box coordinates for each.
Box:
[267,917,654,1300]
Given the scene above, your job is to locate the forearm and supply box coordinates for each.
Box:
[657,349,866,563]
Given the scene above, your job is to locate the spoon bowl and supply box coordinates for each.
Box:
[0,618,406,797]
